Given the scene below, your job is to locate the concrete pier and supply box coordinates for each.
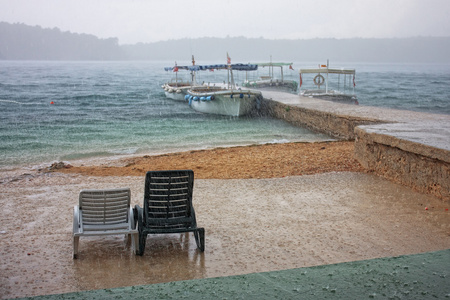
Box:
[259,91,450,201]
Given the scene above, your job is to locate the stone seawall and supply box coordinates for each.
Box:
[258,98,381,139]
[259,93,450,202]
[353,124,450,201]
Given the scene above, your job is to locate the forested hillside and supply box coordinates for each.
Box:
[1,22,449,63]
[0,22,124,60]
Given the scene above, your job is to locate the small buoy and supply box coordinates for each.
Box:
[425,207,428,210]
[50,101,54,104]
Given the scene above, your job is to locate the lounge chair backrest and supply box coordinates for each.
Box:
[144,170,196,230]
[73,188,138,258]
[79,188,131,229]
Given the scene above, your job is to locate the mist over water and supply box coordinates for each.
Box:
[0,61,449,169]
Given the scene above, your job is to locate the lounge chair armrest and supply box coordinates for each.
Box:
[73,205,80,235]
[135,205,143,228]
[190,205,198,227]
[129,206,136,230]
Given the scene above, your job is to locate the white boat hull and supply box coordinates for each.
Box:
[187,89,261,117]
[164,90,187,101]
[162,83,191,101]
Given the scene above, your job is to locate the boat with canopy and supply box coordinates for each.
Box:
[243,60,298,93]
[162,56,197,101]
[186,54,262,117]
[299,60,357,104]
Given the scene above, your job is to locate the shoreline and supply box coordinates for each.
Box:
[53,140,365,178]
[0,139,337,176]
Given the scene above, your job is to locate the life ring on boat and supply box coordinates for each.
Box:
[313,75,325,86]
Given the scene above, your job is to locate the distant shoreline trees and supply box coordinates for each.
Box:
[0,22,124,60]
[1,22,449,63]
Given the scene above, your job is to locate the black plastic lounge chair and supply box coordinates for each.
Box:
[135,170,205,256]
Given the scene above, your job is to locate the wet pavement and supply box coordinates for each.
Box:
[18,249,450,299]
[2,172,449,299]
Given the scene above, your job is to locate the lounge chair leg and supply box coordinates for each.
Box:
[138,232,146,256]
[131,233,139,254]
[125,234,131,246]
[194,228,205,252]
[73,236,80,259]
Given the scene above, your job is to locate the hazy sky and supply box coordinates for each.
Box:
[1,0,449,44]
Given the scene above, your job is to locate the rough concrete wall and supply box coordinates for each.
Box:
[260,97,449,202]
[260,98,379,140]
[355,127,450,201]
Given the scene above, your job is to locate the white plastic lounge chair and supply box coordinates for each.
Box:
[73,188,139,258]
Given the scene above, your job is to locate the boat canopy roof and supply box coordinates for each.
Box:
[164,66,192,71]
[165,64,258,72]
[251,62,293,67]
[299,68,355,75]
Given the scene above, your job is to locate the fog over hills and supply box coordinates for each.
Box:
[1,22,449,63]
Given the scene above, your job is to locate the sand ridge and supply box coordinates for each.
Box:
[55,141,365,178]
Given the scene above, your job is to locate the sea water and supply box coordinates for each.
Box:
[0,61,449,170]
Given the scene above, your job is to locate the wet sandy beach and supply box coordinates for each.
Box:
[0,142,449,299]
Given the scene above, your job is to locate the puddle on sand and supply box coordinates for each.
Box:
[72,234,206,291]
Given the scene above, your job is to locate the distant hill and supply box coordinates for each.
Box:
[0,22,125,60]
[123,36,450,63]
[1,22,450,63]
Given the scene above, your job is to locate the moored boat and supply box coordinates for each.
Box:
[162,79,192,100]
[162,57,197,101]
[186,85,261,117]
[243,61,298,93]
[299,60,358,104]
[186,56,262,117]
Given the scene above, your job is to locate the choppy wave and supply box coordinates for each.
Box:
[0,99,45,105]
[264,139,291,144]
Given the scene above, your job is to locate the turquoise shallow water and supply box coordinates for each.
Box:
[0,61,449,169]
